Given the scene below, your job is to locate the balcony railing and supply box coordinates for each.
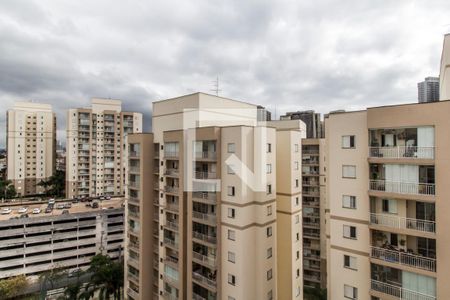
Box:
[165,169,179,176]
[369,146,434,160]
[192,232,217,244]
[192,293,207,300]
[192,251,216,268]
[165,220,179,231]
[163,237,178,248]
[165,186,179,194]
[164,151,179,158]
[192,271,216,289]
[166,202,179,212]
[127,288,139,299]
[192,192,217,204]
[369,180,435,196]
[194,171,217,180]
[192,211,217,224]
[371,280,436,300]
[370,213,436,233]
[194,152,217,160]
[370,246,436,272]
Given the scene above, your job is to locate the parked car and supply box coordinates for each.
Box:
[63,203,72,209]
[105,196,111,200]
[99,196,106,201]
[85,202,92,207]
[18,207,28,214]
[71,198,79,204]
[92,202,99,209]
[45,207,52,213]
[1,208,12,215]
[20,214,29,219]
[56,204,65,210]
[62,209,69,215]
[32,208,41,214]
[48,198,56,205]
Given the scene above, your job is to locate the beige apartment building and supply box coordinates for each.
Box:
[439,33,450,101]
[325,100,450,300]
[124,92,304,300]
[66,98,142,198]
[301,138,327,290]
[6,102,56,196]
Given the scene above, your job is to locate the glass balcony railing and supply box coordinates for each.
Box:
[369,180,435,196]
[369,146,434,159]
[371,279,435,300]
[370,213,435,233]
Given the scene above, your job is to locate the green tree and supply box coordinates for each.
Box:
[0,179,16,200]
[39,266,66,299]
[0,275,28,299]
[37,170,65,198]
[88,254,124,300]
[304,286,327,300]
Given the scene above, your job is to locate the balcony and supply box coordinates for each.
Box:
[165,220,179,232]
[194,151,217,160]
[192,192,217,205]
[370,213,435,234]
[129,151,140,158]
[369,146,434,160]
[192,232,217,245]
[371,279,435,300]
[165,186,179,194]
[128,272,139,284]
[164,151,179,159]
[369,180,435,196]
[194,172,217,180]
[370,246,436,272]
[192,271,216,291]
[164,256,179,268]
[166,202,179,212]
[165,169,179,177]
[127,288,139,299]
[192,252,216,268]
[192,211,217,225]
[163,237,178,248]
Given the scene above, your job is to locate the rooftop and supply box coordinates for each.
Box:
[0,197,124,222]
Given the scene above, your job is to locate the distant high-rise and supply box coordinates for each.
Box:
[439,33,450,100]
[418,77,439,103]
[66,98,142,198]
[280,110,323,138]
[7,102,56,197]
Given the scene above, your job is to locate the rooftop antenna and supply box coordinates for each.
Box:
[211,75,221,96]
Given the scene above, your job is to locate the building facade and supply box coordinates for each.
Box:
[325,101,450,300]
[66,98,142,199]
[301,138,327,290]
[418,77,439,103]
[439,34,450,101]
[280,110,323,139]
[124,93,304,300]
[0,199,124,280]
[6,102,56,197]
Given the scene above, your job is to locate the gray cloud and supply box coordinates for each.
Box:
[1,0,450,146]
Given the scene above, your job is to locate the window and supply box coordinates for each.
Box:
[296,268,300,278]
[342,135,355,148]
[228,274,236,286]
[266,184,272,194]
[382,199,397,214]
[295,179,299,187]
[267,247,272,258]
[266,164,272,174]
[228,208,235,218]
[228,230,236,241]
[228,251,236,263]
[228,143,236,153]
[267,143,272,153]
[267,269,272,280]
[344,285,358,299]
[294,144,299,152]
[227,165,235,174]
[266,226,272,237]
[295,197,299,206]
[343,225,357,239]
[342,195,356,209]
[294,161,299,170]
[267,205,272,216]
[295,215,300,224]
[342,165,356,178]
[296,251,300,260]
[344,255,357,270]
[267,290,273,300]
[228,186,235,196]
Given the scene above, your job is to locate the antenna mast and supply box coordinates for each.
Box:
[211,76,222,96]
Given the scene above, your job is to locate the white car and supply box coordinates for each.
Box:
[1,208,12,215]
[32,208,41,214]
[18,207,28,214]
[48,199,56,205]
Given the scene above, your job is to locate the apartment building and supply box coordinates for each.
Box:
[301,138,327,290]
[326,101,450,300]
[66,98,142,199]
[418,77,439,103]
[6,102,56,196]
[124,92,304,300]
[280,110,323,139]
[0,198,124,280]
[439,33,450,101]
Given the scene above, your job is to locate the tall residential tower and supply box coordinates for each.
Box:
[66,98,142,198]
[7,102,56,197]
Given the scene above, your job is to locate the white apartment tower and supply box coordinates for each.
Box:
[7,102,56,197]
[66,98,142,198]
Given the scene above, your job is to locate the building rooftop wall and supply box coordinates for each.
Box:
[11,102,53,112]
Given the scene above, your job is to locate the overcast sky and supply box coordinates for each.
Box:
[1,0,449,147]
